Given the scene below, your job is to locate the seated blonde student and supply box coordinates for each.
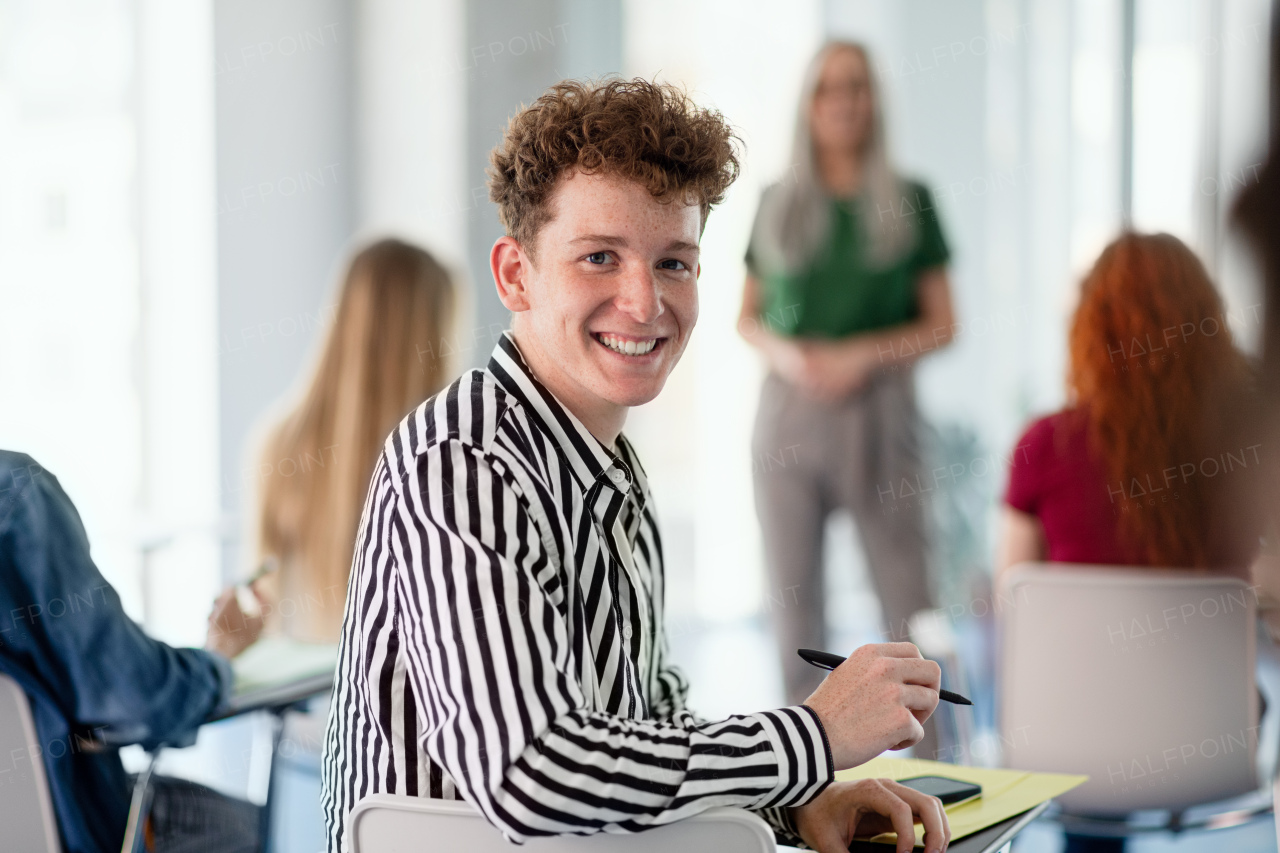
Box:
[250,239,456,643]
[997,232,1261,580]
[322,79,952,853]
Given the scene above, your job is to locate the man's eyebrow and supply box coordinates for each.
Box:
[567,234,701,254]
[568,234,629,247]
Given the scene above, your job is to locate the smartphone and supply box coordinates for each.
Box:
[897,775,982,807]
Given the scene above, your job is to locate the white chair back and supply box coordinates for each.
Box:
[349,795,775,853]
[0,673,61,852]
[998,564,1258,815]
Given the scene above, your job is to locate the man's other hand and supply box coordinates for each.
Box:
[803,642,940,768]
[792,777,950,853]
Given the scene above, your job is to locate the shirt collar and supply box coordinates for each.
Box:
[488,332,641,503]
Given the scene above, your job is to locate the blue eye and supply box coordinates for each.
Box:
[659,259,688,271]
[586,252,611,265]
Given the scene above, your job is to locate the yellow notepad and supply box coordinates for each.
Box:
[836,756,1087,847]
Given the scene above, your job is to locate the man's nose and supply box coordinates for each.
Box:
[614,266,663,325]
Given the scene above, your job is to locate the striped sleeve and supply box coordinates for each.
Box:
[650,642,828,847]
[648,593,829,847]
[755,706,833,848]
[390,438,833,842]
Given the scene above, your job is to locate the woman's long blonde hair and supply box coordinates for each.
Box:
[256,238,456,639]
[750,41,912,277]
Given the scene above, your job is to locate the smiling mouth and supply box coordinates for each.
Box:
[593,333,663,357]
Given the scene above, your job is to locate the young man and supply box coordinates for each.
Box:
[322,79,950,853]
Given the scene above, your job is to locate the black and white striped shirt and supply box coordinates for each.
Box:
[321,333,832,850]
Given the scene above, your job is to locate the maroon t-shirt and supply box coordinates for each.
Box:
[1004,411,1145,566]
[1003,410,1255,576]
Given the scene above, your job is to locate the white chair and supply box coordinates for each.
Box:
[349,795,775,853]
[0,673,62,853]
[998,563,1270,835]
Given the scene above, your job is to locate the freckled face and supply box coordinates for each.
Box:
[515,171,701,409]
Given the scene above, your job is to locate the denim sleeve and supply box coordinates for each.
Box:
[0,457,232,750]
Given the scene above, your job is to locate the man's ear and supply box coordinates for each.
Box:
[492,236,533,312]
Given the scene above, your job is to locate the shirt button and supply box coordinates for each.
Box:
[622,624,633,639]
[611,469,625,483]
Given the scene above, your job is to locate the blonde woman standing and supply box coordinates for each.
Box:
[252,238,457,642]
[740,43,956,734]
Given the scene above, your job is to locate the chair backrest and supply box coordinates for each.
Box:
[349,795,775,853]
[998,564,1258,815]
[0,673,61,853]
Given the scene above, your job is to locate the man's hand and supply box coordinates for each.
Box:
[792,778,951,853]
[205,587,264,660]
[803,643,941,768]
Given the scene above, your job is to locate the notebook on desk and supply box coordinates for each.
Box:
[216,635,340,719]
[838,756,1086,848]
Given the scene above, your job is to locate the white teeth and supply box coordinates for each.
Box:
[597,334,657,356]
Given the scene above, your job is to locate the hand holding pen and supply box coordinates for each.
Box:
[798,643,955,770]
[799,648,972,705]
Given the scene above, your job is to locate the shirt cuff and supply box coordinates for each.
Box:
[756,804,809,849]
[799,704,835,776]
[751,705,834,809]
[205,649,237,718]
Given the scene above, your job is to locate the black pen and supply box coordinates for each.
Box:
[797,648,974,706]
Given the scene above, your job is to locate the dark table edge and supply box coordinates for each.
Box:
[207,673,335,722]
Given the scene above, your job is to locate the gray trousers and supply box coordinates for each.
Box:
[752,369,934,747]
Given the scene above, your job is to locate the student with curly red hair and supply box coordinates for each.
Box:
[999,232,1261,579]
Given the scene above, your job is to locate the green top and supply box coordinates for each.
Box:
[747,180,950,338]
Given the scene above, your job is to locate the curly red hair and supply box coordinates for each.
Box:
[1069,232,1256,568]
[487,78,741,252]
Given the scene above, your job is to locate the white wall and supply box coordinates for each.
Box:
[214,0,356,581]
[0,0,146,616]
[136,0,222,644]
[355,0,466,265]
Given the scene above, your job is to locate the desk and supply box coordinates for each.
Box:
[208,671,334,722]
[124,639,338,853]
[216,672,335,853]
[223,638,338,852]
[847,802,1049,853]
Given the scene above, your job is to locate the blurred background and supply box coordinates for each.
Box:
[0,0,1273,850]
